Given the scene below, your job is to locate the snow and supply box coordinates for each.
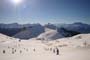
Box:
[37,28,64,40]
[0,33,90,60]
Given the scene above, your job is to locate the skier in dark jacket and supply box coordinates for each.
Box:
[56,48,59,55]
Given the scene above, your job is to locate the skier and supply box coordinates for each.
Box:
[56,48,59,55]
[53,49,55,53]
[3,50,5,54]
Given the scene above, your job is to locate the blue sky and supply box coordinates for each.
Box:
[0,0,90,24]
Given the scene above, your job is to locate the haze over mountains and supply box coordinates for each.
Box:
[0,22,90,40]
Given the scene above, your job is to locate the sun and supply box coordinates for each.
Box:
[11,0,23,5]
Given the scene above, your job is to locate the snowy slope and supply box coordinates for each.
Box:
[47,34,90,48]
[0,33,90,60]
[0,33,16,42]
[37,28,64,40]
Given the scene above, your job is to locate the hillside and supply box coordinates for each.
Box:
[0,33,90,60]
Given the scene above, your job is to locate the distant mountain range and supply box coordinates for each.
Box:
[0,22,90,39]
[13,24,45,39]
[58,22,90,33]
[0,23,45,39]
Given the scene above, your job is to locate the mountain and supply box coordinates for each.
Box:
[44,23,57,29]
[13,24,45,39]
[41,22,90,40]
[37,27,81,40]
[57,27,80,37]
[0,27,22,36]
[56,22,90,33]
[0,23,23,28]
[0,22,90,39]
[0,23,44,39]
[0,23,23,36]
[37,28,64,40]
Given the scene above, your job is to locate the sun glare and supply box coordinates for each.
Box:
[11,0,23,5]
